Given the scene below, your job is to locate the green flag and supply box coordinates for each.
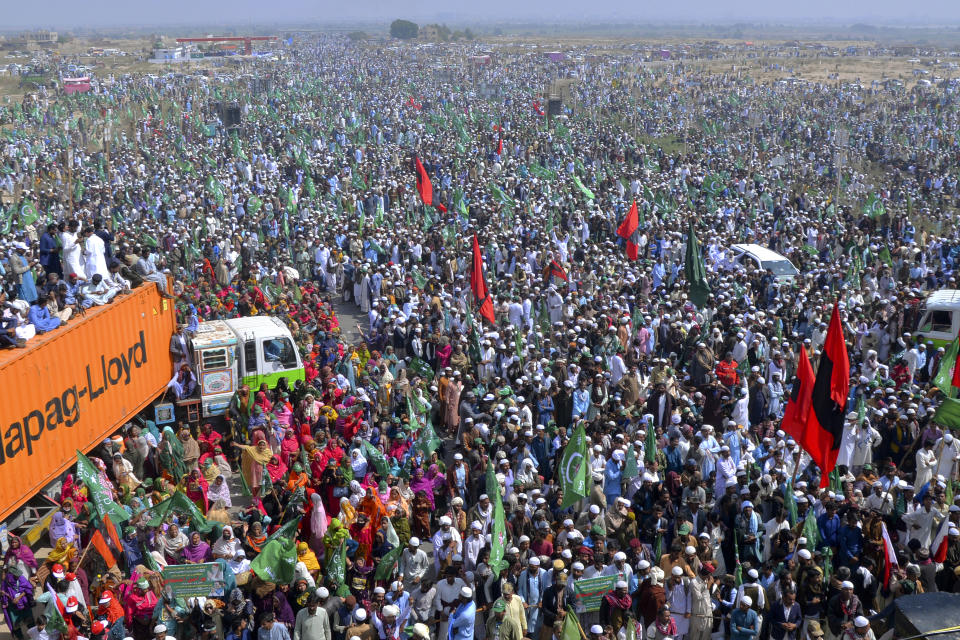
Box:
[645,422,657,464]
[19,201,39,226]
[248,196,263,215]
[684,223,711,308]
[802,511,819,549]
[623,444,639,479]
[146,491,213,532]
[413,418,441,457]
[374,518,403,580]
[559,423,588,508]
[784,480,797,526]
[561,608,584,640]
[702,174,724,195]
[251,536,297,584]
[411,269,427,290]
[934,396,960,429]
[571,174,595,200]
[362,441,391,479]
[326,541,350,596]
[734,530,743,586]
[934,337,959,395]
[485,463,509,577]
[76,451,130,524]
[267,518,300,544]
[878,246,893,267]
[39,588,68,636]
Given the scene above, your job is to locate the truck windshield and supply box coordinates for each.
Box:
[263,338,297,368]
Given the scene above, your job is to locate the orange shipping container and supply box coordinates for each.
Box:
[0,285,176,521]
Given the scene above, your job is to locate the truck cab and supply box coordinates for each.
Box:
[228,316,305,393]
[189,317,304,418]
[916,289,960,348]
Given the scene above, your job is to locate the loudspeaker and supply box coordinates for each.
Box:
[547,98,562,116]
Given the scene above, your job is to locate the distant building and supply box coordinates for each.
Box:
[419,25,439,40]
[16,30,57,48]
[149,45,196,64]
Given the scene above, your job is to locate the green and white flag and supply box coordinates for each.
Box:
[485,463,509,577]
[251,536,297,584]
[571,174,594,200]
[326,541,350,596]
[559,423,588,508]
[374,518,403,580]
[76,451,130,524]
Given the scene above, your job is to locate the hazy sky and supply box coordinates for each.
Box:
[6,0,960,29]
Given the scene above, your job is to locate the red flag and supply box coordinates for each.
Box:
[824,304,850,407]
[407,96,422,110]
[497,136,503,156]
[471,234,496,325]
[543,259,568,283]
[533,101,545,116]
[436,202,447,213]
[103,514,123,553]
[414,157,432,207]
[617,201,640,260]
[90,529,117,568]
[952,327,960,390]
[782,347,815,441]
[783,304,849,488]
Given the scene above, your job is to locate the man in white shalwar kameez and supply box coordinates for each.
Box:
[935,432,960,481]
[83,229,109,279]
[61,221,85,279]
[915,440,938,492]
[902,495,943,549]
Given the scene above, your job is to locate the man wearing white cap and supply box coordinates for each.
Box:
[463,522,485,573]
[399,538,429,589]
[153,625,176,640]
[825,581,862,640]
[935,432,960,480]
[665,567,691,639]
[714,446,737,498]
[447,587,476,640]
[371,604,400,640]
[850,617,875,640]
[433,516,462,571]
[735,568,765,628]
[517,557,547,637]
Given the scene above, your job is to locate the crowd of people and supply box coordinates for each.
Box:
[1,32,960,640]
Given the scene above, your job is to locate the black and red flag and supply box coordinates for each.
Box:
[414,157,432,207]
[617,200,640,260]
[471,234,496,325]
[543,259,568,284]
[781,303,850,487]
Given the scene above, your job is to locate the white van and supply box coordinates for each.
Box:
[915,289,960,347]
[730,244,800,282]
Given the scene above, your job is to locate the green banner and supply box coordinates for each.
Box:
[161,563,227,598]
[572,574,618,612]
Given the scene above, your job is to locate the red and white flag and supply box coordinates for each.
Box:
[932,515,951,563]
[881,522,898,589]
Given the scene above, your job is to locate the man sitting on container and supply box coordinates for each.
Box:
[81,273,118,306]
[167,363,198,400]
[28,301,61,334]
